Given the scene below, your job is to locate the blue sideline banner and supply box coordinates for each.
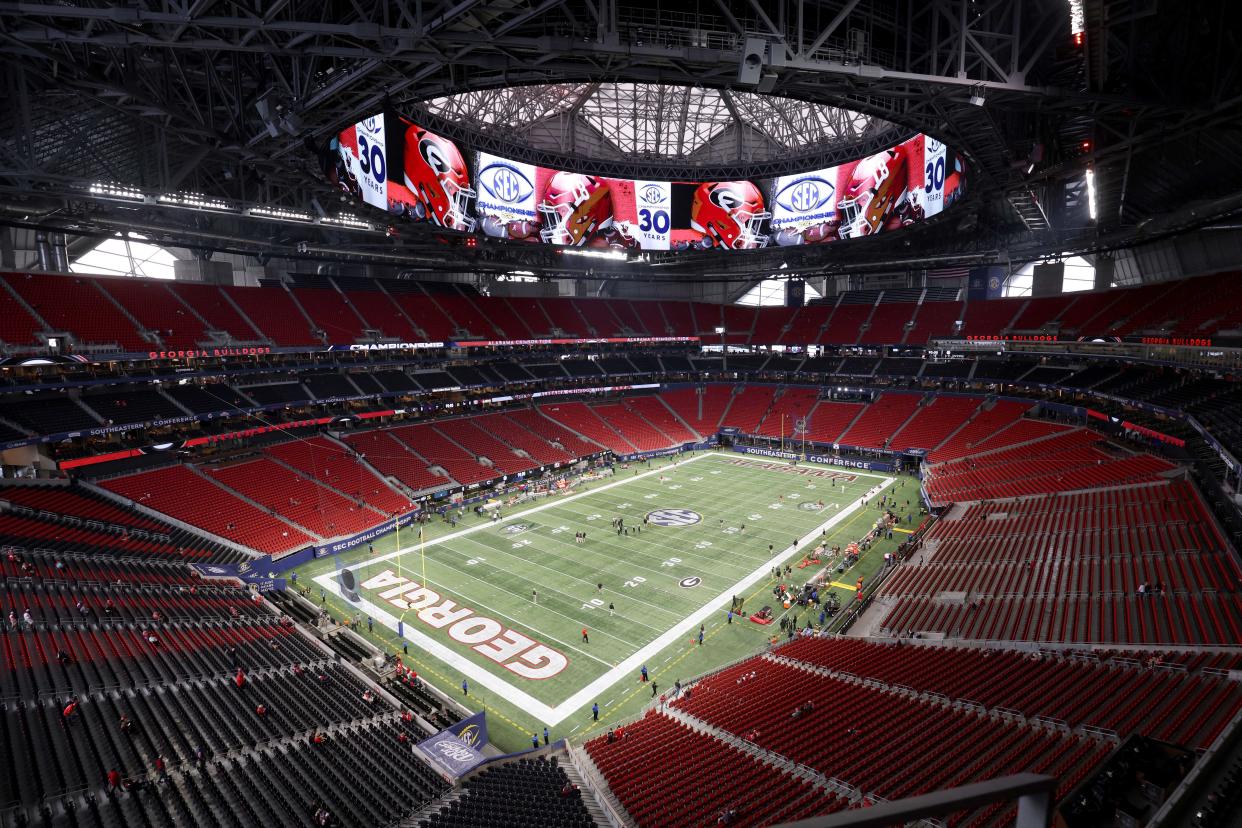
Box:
[190,562,286,591]
[313,511,421,558]
[618,440,716,462]
[730,444,895,472]
[731,445,801,461]
[805,453,896,472]
[416,712,490,779]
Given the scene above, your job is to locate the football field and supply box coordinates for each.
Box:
[303,450,907,747]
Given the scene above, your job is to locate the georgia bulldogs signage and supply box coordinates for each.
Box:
[361,569,567,679]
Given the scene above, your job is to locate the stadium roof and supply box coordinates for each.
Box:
[0,1,1239,279]
[418,83,892,165]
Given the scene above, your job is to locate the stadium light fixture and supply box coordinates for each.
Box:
[157,192,234,212]
[1068,0,1085,44]
[88,182,144,201]
[561,248,627,261]
[318,214,373,230]
[1085,168,1097,221]
[248,206,314,222]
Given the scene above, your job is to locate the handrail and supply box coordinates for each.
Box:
[566,742,634,828]
[773,773,1057,828]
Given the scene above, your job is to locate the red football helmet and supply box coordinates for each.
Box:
[837,148,908,239]
[689,181,770,249]
[403,128,476,231]
[600,220,642,251]
[538,172,613,246]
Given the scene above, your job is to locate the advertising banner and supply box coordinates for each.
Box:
[416,712,490,779]
[730,444,895,472]
[313,511,421,558]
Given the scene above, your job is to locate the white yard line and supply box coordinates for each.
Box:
[315,452,892,726]
[549,475,893,723]
[354,451,718,570]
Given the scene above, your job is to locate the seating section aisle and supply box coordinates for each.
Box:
[343,288,421,341]
[584,710,846,828]
[265,437,413,516]
[622,396,699,443]
[341,431,448,493]
[0,549,449,828]
[837,392,923,449]
[508,409,603,458]
[207,459,383,539]
[98,280,209,350]
[927,400,1032,463]
[470,413,576,466]
[904,300,962,345]
[165,282,263,342]
[718,385,777,434]
[221,285,317,346]
[887,395,981,452]
[861,302,916,344]
[100,466,315,555]
[591,403,675,452]
[418,757,594,828]
[432,418,539,475]
[802,400,864,445]
[880,592,1242,646]
[292,287,367,342]
[879,480,1242,646]
[924,428,1176,503]
[8,269,1242,354]
[538,403,636,455]
[387,423,496,486]
[659,386,731,438]
[818,304,869,344]
[0,281,46,347]
[671,657,1109,826]
[776,637,1242,751]
[755,387,820,439]
[4,273,148,352]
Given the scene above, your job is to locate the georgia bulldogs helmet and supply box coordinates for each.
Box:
[538,172,613,246]
[600,221,642,251]
[403,128,476,231]
[480,214,540,240]
[689,181,771,249]
[837,148,909,239]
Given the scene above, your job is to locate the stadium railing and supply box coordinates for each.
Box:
[771,772,1057,828]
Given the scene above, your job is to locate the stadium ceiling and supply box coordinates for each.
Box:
[412,82,903,172]
[0,0,1240,280]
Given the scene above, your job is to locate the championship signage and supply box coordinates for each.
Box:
[416,712,490,778]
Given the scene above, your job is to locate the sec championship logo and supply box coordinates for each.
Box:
[456,723,483,747]
[646,509,702,527]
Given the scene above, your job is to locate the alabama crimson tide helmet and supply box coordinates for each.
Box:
[538,172,613,246]
[403,128,476,231]
[837,148,908,239]
[689,181,771,249]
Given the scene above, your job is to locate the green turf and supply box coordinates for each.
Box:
[292,450,916,752]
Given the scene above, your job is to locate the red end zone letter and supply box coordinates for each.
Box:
[474,629,534,664]
[507,644,568,680]
[419,600,473,628]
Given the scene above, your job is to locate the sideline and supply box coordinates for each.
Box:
[314,453,892,726]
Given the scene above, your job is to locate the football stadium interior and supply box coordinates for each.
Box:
[2,2,1242,827]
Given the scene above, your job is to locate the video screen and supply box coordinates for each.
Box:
[330,113,965,251]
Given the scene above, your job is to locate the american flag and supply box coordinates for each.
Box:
[926,266,972,280]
